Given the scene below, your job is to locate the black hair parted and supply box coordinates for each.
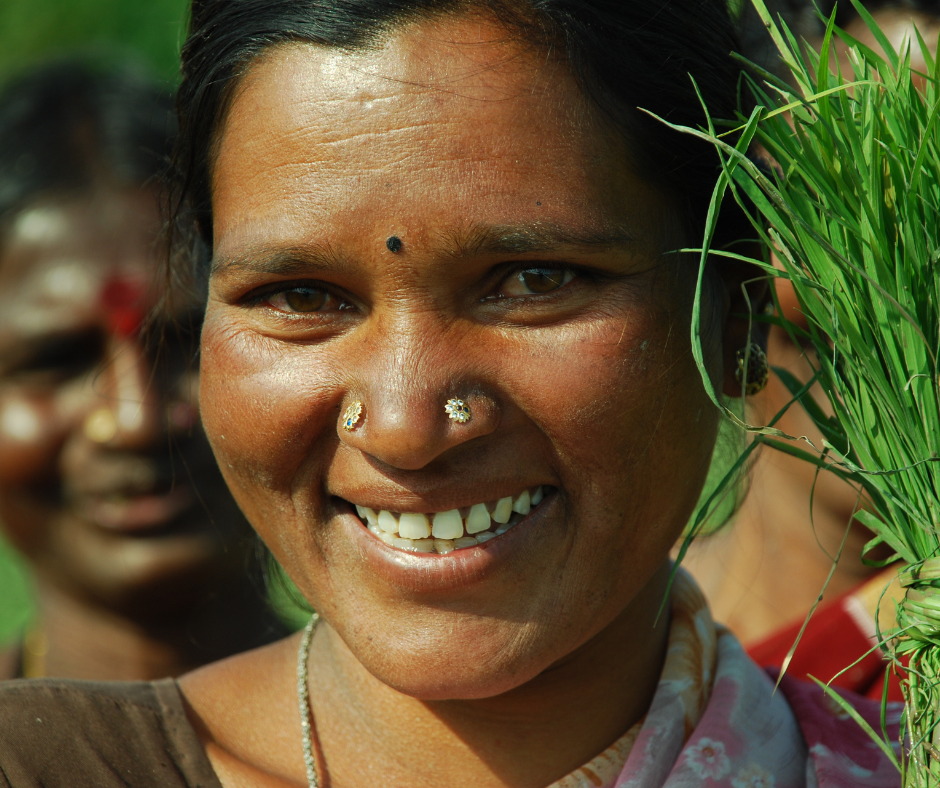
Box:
[0,59,175,224]
[172,0,752,283]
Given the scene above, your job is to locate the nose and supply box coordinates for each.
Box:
[84,336,165,450]
[339,341,499,471]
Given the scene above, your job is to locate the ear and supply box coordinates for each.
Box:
[717,244,771,397]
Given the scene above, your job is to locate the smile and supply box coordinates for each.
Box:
[353,486,546,554]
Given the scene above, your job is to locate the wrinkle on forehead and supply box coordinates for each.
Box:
[211,14,643,260]
[232,9,560,109]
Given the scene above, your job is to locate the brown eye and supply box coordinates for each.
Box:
[500,268,575,297]
[284,288,327,312]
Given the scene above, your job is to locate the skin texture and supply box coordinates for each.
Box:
[0,189,276,680]
[181,13,756,788]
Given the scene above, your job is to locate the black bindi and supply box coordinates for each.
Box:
[386,235,403,253]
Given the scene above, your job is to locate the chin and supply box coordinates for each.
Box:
[371,657,544,702]
[336,616,562,701]
[61,536,237,618]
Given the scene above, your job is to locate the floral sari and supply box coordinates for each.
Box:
[551,570,902,788]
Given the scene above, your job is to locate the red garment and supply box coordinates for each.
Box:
[748,572,905,703]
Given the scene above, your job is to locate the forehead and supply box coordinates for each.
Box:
[0,195,161,339]
[0,195,160,282]
[212,13,665,258]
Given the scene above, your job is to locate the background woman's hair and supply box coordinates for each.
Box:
[0,58,175,226]
[170,0,753,286]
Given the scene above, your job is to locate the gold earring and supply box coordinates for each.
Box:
[83,407,118,443]
[445,397,471,424]
[342,401,363,431]
[735,343,769,396]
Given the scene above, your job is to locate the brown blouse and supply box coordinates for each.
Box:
[0,678,222,788]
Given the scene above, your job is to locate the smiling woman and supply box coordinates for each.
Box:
[0,60,285,684]
[0,3,903,788]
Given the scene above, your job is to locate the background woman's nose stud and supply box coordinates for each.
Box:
[444,398,471,424]
[342,401,363,431]
[84,407,118,443]
[385,235,402,253]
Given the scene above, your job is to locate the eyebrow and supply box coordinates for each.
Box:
[211,220,639,276]
[439,221,638,257]
[211,245,346,277]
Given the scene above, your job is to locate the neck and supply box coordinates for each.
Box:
[682,401,876,644]
[308,562,671,788]
[31,577,283,682]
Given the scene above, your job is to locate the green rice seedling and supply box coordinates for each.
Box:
[659,0,940,782]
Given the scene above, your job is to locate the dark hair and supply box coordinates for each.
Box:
[171,0,752,283]
[0,59,175,225]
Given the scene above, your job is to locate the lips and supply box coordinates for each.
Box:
[77,484,197,533]
[349,486,546,554]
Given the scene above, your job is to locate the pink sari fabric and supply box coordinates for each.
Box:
[562,570,902,788]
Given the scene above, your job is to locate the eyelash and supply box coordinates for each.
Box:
[242,265,588,316]
[242,282,353,313]
[485,266,581,301]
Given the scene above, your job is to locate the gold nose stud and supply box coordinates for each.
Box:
[444,398,471,424]
[342,401,363,431]
[83,407,118,443]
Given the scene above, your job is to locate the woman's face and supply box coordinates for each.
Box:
[204,15,725,698]
[0,189,251,615]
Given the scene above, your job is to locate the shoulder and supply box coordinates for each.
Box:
[0,678,220,788]
[178,634,303,785]
[179,634,300,756]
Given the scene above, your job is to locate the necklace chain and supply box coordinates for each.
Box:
[297,613,321,788]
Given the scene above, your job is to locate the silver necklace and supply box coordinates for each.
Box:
[297,613,321,788]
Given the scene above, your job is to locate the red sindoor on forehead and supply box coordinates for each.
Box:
[99,276,149,338]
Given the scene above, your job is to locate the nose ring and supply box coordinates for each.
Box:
[342,401,363,431]
[84,407,118,443]
[444,397,471,424]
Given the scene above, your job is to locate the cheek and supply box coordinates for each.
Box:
[0,393,63,486]
[199,317,338,519]
[521,302,705,460]
[0,392,67,554]
[511,300,716,545]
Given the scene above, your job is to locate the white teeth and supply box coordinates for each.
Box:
[356,486,546,553]
[356,505,378,526]
[465,503,491,534]
[398,512,431,540]
[378,510,399,534]
[434,539,455,554]
[432,509,464,539]
[492,496,513,524]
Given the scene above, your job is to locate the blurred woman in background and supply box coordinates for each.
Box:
[0,60,286,681]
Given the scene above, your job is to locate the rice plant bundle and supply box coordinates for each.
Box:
[659,1,940,782]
